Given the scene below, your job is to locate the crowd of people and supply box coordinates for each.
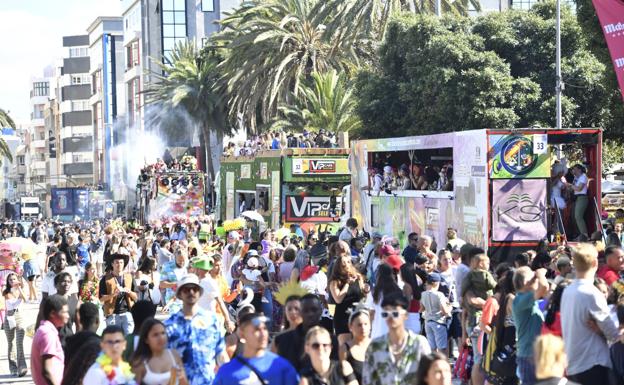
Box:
[3,216,624,385]
[367,162,454,194]
[224,129,340,157]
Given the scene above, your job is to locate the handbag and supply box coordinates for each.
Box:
[453,343,473,381]
[490,325,517,377]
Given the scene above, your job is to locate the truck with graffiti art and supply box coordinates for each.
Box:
[349,128,602,260]
[217,148,350,235]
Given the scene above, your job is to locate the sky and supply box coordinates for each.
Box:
[0,0,122,125]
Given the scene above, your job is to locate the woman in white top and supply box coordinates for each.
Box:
[135,258,162,306]
[131,318,188,385]
[569,164,589,239]
[2,272,27,377]
[551,163,568,234]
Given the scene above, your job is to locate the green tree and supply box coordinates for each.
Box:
[271,70,361,133]
[0,109,14,163]
[145,41,231,182]
[355,15,535,138]
[215,0,362,132]
[472,2,621,132]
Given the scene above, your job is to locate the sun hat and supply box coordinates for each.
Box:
[175,274,203,299]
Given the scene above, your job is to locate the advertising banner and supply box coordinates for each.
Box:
[292,158,349,175]
[492,179,548,241]
[592,0,624,100]
[51,188,74,216]
[73,189,90,217]
[150,174,205,220]
[285,196,339,222]
[489,135,550,179]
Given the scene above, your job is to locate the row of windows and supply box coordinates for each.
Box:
[69,47,88,58]
[162,0,187,63]
[32,82,49,97]
[71,74,90,85]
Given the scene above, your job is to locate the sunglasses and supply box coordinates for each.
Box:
[381,310,405,319]
[310,342,332,350]
[103,339,124,346]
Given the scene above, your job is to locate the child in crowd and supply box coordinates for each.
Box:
[461,254,497,307]
[242,257,263,283]
[420,272,451,356]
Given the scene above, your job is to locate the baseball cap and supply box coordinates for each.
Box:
[385,254,404,271]
[238,312,270,327]
[380,244,397,257]
[427,272,442,283]
[192,257,214,271]
[371,231,383,239]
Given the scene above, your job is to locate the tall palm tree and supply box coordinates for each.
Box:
[272,70,360,133]
[214,0,361,133]
[145,41,231,184]
[0,108,15,163]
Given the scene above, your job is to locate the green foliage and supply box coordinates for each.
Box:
[355,15,535,138]
[356,2,623,139]
[603,139,624,175]
[270,70,361,133]
[145,40,231,178]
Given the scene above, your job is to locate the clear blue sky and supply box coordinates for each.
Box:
[0,1,121,124]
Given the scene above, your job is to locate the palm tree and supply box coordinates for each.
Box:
[214,0,361,133]
[272,70,360,133]
[145,40,231,185]
[0,108,15,163]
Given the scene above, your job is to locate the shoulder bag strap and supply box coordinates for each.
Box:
[234,356,269,385]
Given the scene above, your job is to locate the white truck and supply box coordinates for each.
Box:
[20,197,40,220]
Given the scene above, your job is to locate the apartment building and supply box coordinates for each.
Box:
[59,35,94,186]
[88,16,125,189]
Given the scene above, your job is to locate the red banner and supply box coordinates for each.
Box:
[592,0,624,100]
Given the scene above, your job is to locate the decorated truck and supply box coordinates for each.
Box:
[136,157,207,224]
[350,128,602,260]
[218,148,350,235]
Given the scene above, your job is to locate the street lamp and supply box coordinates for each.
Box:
[555,0,563,130]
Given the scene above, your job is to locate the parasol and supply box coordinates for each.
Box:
[0,237,37,260]
[240,210,265,223]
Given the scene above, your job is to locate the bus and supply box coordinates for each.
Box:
[349,128,602,261]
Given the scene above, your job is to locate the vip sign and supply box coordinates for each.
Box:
[292,158,349,175]
[285,196,340,222]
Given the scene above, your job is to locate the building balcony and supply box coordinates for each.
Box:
[64,162,93,176]
[124,66,141,83]
[32,161,46,170]
[62,136,93,153]
[61,57,90,75]
[62,110,92,126]
[61,85,91,101]
[32,139,46,148]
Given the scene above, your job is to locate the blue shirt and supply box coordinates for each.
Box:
[512,291,544,358]
[214,352,300,385]
[165,308,225,385]
[76,243,90,268]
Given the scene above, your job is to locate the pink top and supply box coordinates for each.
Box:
[31,320,64,385]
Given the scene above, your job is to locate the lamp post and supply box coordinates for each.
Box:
[555,0,563,130]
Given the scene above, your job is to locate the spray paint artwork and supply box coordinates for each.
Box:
[489,135,551,179]
[148,174,205,221]
[492,179,548,241]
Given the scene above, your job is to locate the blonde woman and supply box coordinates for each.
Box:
[300,326,357,385]
[534,335,580,385]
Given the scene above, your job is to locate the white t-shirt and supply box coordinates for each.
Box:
[551,177,567,209]
[573,173,588,195]
[365,292,387,339]
[83,362,133,385]
[199,276,220,312]
[42,267,80,296]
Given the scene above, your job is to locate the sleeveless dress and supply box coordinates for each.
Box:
[143,349,177,385]
[333,280,363,334]
[343,343,364,384]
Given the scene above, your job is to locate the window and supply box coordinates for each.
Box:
[39,132,45,140]
[32,82,49,97]
[92,70,102,94]
[19,175,24,183]
[38,175,45,183]
[127,78,141,127]
[69,47,88,58]
[126,40,140,69]
[71,74,90,85]
[71,101,89,111]
[17,156,25,165]
[162,0,187,62]
[32,104,44,120]
[202,0,214,11]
